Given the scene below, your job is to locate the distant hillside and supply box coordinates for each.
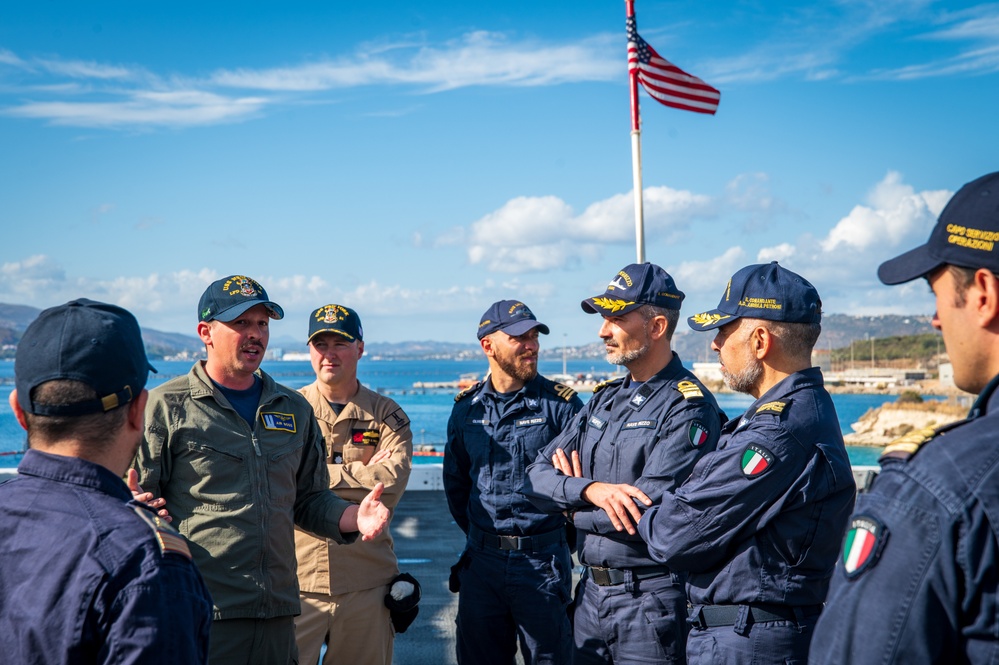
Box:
[0,303,939,362]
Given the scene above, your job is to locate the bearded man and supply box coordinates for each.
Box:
[443,300,583,665]
[523,263,723,665]
[637,262,856,665]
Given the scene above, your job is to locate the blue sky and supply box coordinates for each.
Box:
[1,1,997,345]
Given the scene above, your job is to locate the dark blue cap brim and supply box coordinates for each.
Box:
[877,243,945,285]
[308,328,358,343]
[687,309,739,331]
[212,300,284,322]
[496,320,549,338]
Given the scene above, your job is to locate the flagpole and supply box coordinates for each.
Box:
[626,0,645,264]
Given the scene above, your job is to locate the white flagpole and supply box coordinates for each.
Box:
[627,0,645,264]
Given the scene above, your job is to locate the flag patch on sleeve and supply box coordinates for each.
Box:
[740,444,774,477]
[688,422,709,447]
[843,515,888,578]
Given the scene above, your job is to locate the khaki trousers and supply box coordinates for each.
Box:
[295,588,394,665]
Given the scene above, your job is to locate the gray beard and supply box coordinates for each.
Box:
[721,358,764,394]
[606,342,650,367]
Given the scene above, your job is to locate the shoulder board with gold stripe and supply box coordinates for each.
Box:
[675,380,704,400]
[131,505,193,560]
[454,382,481,403]
[593,377,622,394]
[754,400,788,416]
[879,418,967,463]
[550,382,577,402]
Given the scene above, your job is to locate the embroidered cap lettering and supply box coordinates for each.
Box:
[843,515,888,578]
[261,412,296,433]
[741,443,775,477]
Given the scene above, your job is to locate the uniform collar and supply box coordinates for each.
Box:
[617,352,685,410]
[478,373,544,411]
[303,380,376,424]
[17,449,132,501]
[748,366,822,412]
[970,372,999,418]
[189,359,278,404]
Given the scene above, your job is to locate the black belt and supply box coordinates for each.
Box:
[469,525,565,552]
[586,565,671,586]
[688,604,823,629]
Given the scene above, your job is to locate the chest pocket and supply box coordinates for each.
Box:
[464,419,495,492]
[332,423,380,465]
[183,440,249,508]
[602,417,662,484]
[512,415,551,488]
[265,437,305,508]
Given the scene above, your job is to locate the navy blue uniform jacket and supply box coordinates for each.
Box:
[0,449,213,665]
[523,353,722,569]
[639,368,855,607]
[812,373,999,664]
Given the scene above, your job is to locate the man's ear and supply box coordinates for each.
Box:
[197,320,213,346]
[480,335,495,358]
[751,324,772,360]
[127,389,149,435]
[8,389,27,431]
[974,269,999,328]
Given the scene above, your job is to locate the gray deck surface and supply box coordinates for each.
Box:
[391,490,464,665]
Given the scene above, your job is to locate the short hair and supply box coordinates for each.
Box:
[23,380,129,448]
[948,265,978,307]
[762,319,822,363]
[640,304,680,341]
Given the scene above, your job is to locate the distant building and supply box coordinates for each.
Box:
[939,362,954,388]
[692,362,723,383]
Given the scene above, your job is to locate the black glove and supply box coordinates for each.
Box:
[384,572,421,633]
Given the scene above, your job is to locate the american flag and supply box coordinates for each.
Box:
[627,16,720,115]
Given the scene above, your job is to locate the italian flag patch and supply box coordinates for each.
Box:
[843,515,887,578]
[740,444,774,477]
[688,422,709,447]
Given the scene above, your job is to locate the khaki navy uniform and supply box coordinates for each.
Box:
[295,381,413,665]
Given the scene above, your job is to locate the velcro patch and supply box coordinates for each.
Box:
[623,419,657,430]
[516,416,547,427]
[842,515,888,578]
[676,381,704,400]
[466,418,489,426]
[588,415,607,430]
[352,429,381,446]
[741,443,775,477]
[688,422,710,447]
[261,412,296,433]
[131,505,192,560]
[385,409,410,432]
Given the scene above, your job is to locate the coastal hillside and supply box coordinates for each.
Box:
[0,301,937,362]
[844,395,966,446]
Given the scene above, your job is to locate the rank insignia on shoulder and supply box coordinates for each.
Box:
[593,378,619,394]
[754,400,787,416]
[131,505,193,561]
[676,381,704,400]
[741,443,775,477]
[842,515,888,578]
[878,420,965,463]
[688,422,710,447]
[455,382,481,402]
[552,382,577,402]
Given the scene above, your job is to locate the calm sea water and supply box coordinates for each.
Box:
[0,357,926,468]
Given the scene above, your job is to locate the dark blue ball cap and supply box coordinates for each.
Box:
[198,275,284,323]
[878,171,999,285]
[477,300,550,340]
[308,304,363,343]
[688,262,821,331]
[15,299,157,416]
[581,263,684,316]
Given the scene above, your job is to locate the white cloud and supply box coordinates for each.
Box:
[462,186,715,273]
[821,171,949,252]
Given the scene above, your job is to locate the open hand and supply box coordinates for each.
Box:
[356,482,390,541]
[127,469,172,523]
